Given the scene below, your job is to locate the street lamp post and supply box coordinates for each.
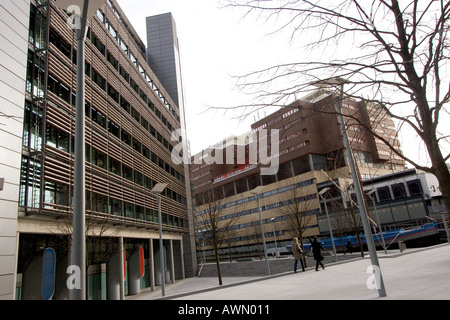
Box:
[367,189,387,254]
[251,186,271,275]
[318,188,338,262]
[55,0,105,300]
[311,78,386,297]
[323,78,387,297]
[151,183,168,297]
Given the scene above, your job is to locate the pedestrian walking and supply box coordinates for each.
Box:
[292,237,305,273]
[346,239,353,254]
[311,236,325,271]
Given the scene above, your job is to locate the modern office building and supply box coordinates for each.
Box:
[0,0,196,300]
[191,90,406,259]
[146,12,183,109]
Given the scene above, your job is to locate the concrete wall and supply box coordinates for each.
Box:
[0,0,30,300]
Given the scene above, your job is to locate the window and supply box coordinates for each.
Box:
[132,138,141,152]
[27,51,45,98]
[108,84,119,102]
[92,149,106,169]
[29,5,47,49]
[261,174,277,186]
[23,101,43,151]
[292,156,311,175]
[91,33,105,55]
[146,208,156,222]
[134,171,143,185]
[125,202,134,218]
[46,127,58,148]
[235,178,248,194]
[92,108,106,128]
[392,183,406,199]
[107,51,118,70]
[96,10,105,23]
[109,157,121,175]
[149,125,156,137]
[136,206,145,221]
[108,119,120,138]
[377,186,391,202]
[120,98,130,113]
[119,66,130,82]
[407,180,423,196]
[47,75,58,96]
[92,192,107,213]
[139,89,147,103]
[109,198,122,216]
[119,39,129,56]
[142,146,150,159]
[49,29,71,58]
[277,161,293,181]
[140,117,149,131]
[130,52,137,67]
[122,165,132,181]
[130,78,139,93]
[44,182,68,206]
[58,131,69,152]
[144,176,154,189]
[91,69,106,91]
[131,107,140,122]
[106,22,117,40]
[121,130,131,145]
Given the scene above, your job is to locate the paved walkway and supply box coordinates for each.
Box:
[127,244,450,300]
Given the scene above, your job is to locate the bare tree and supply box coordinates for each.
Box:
[279,179,317,266]
[221,0,450,219]
[343,194,365,257]
[249,221,264,260]
[195,189,239,285]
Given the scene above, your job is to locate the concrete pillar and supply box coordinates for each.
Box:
[169,239,175,284]
[148,238,155,291]
[106,239,125,300]
[127,247,144,295]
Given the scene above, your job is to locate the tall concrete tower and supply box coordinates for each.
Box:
[146,12,183,109]
[146,12,197,279]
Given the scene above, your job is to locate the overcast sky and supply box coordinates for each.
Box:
[116,0,448,168]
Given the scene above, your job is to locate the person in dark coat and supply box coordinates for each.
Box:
[292,237,305,273]
[346,239,353,254]
[311,236,325,271]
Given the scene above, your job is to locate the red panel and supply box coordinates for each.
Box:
[139,246,145,277]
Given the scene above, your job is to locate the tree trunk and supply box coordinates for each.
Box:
[214,249,223,286]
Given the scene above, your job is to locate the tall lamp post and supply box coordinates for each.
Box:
[367,189,387,254]
[318,188,338,262]
[312,77,387,297]
[251,186,271,275]
[151,183,168,297]
[55,0,105,300]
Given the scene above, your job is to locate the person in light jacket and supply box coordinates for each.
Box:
[292,237,305,273]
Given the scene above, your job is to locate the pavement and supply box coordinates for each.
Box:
[126,243,450,301]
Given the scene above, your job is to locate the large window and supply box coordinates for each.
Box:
[392,183,406,199]
[22,101,43,151]
[292,155,311,175]
[407,180,423,196]
[44,181,69,207]
[377,186,391,203]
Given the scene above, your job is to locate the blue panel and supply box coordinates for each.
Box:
[41,248,56,300]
